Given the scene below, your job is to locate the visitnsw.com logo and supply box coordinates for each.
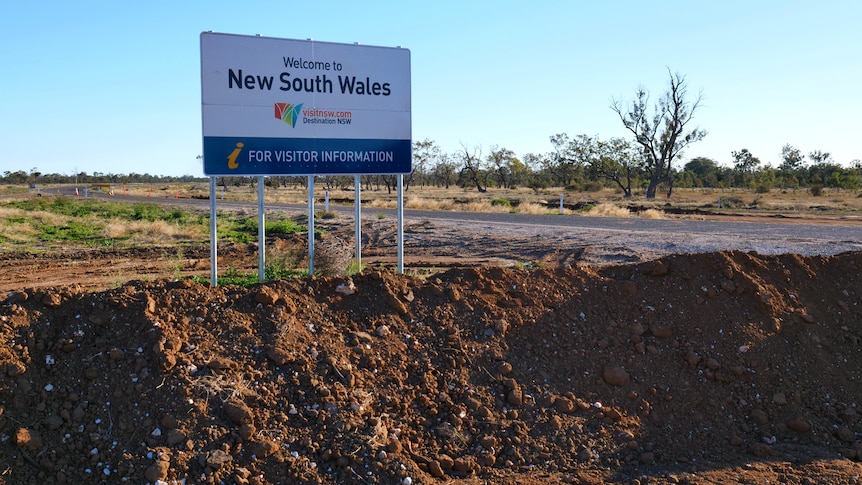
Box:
[274,102,354,127]
[274,102,303,127]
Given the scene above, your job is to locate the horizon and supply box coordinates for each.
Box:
[2,1,860,178]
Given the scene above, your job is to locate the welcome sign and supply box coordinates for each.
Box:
[201,33,411,176]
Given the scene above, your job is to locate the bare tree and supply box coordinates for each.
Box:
[456,144,486,192]
[612,70,706,199]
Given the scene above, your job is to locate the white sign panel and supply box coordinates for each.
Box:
[201,32,411,176]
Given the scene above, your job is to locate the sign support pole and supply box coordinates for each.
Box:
[258,176,266,282]
[209,177,218,286]
[354,175,362,270]
[397,173,404,274]
[307,175,315,275]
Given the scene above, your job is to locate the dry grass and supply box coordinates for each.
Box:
[27,210,68,226]
[367,198,397,209]
[190,373,259,402]
[517,201,561,215]
[405,196,456,211]
[0,208,39,243]
[0,207,26,218]
[102,219,205,243]
[105,183,862,216]
[586,203,631,218]
[314,234,353,276]
[0,209,72,245]
[640,209,665,219]
[462,200,503,213]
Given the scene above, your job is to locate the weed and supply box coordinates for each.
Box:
[164,248,186,280]
[217,216,306,243]
[314,209,336,220]
[345,259,365,276]
[218,266,259,286]
[266,218,304,235]
[265,259,308,280]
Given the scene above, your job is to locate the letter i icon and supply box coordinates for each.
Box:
[227,142,244,169]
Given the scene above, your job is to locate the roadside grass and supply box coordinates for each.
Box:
[0,197,308,250]
[640,208,666,219]
[216,216,305,243]
[2,185,860,286]
[586,203,632,218]
[192,262,311,286]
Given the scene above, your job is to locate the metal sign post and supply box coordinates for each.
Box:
[209,177,218,286]
[397,174,404,273]
[201,33,411,280]
[354,175,362,269]
[258,176,266,281]
[307,176,315,275]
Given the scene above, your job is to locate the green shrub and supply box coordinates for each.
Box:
[266,218,304,235]
[491,198,512,208]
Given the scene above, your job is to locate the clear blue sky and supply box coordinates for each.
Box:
[2,0,860,177]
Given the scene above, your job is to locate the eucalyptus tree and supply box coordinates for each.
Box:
[612,70,706,198]
[546,133,595,187]
[486,146,517,189]
[591,137,641,197]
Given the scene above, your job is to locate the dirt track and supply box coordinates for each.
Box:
[2,212,862,484]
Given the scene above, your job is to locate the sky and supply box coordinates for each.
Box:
[2,0,860,178]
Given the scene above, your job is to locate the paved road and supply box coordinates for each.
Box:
[61,187,862,258]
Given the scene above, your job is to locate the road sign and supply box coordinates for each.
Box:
[201,32,411,176]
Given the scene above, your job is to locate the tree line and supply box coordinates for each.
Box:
[6,139,859,197]
[5,72,859,197]
[1,170,201,186]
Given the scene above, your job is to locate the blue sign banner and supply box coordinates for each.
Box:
[203,137,411,176]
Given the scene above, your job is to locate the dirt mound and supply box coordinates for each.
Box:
[1,251,861,484]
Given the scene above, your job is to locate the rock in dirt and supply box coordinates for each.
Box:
[14,428,42,451]
[203,449,233,470]
[144,460,170,482]
[787,417,812,433]
[223,399,254,425]
[254,287,280,306]
[603,366,631,386]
